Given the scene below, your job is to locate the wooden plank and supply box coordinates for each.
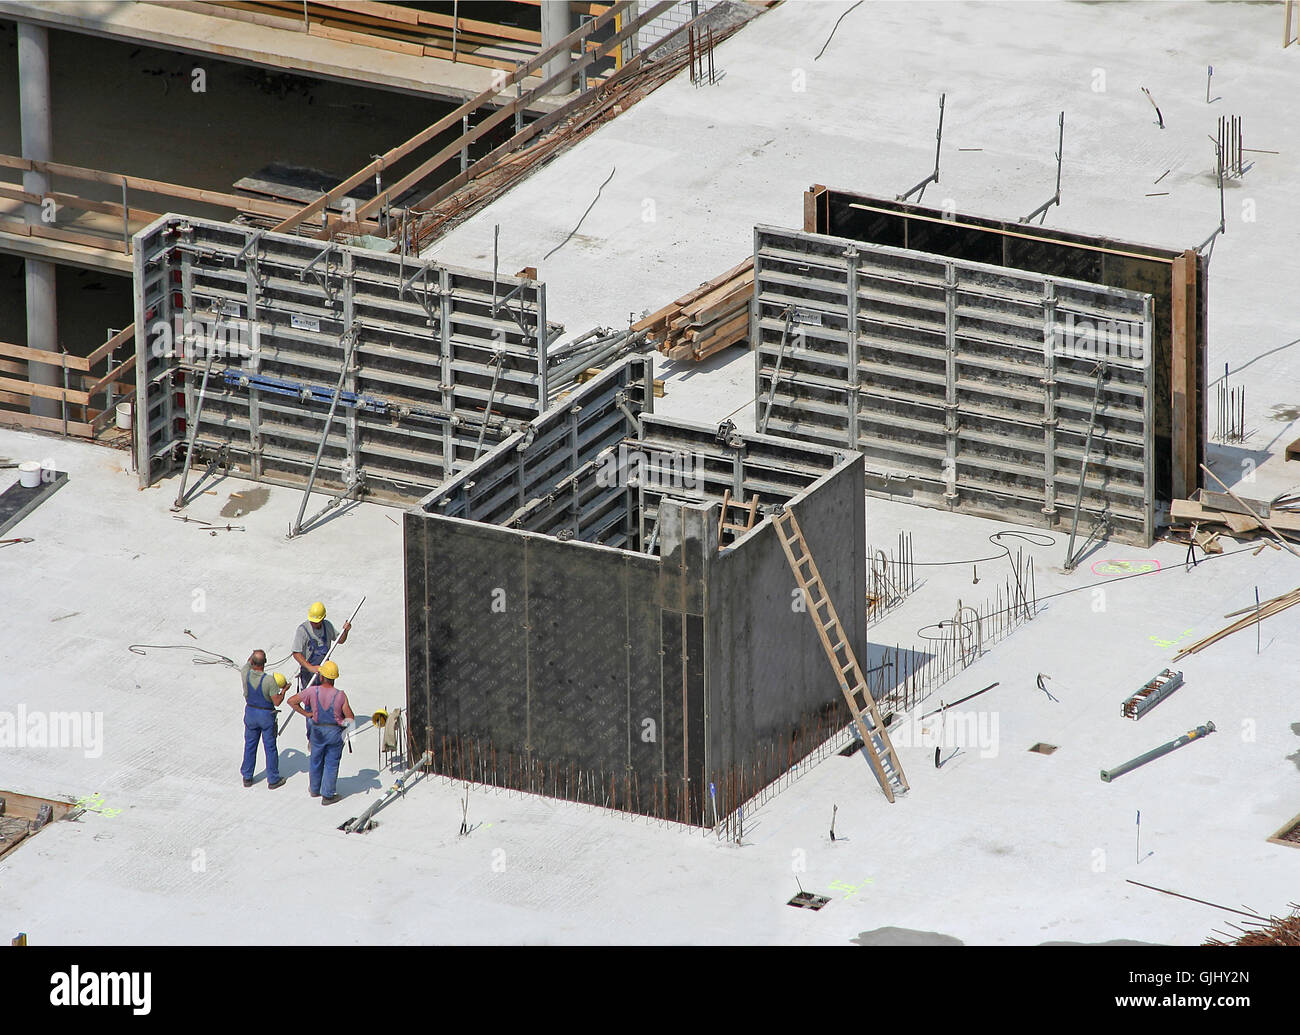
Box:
[804,183,826,233]
[309,19,425,56]
[86,325,135,368]
[0,182,162,223]
[0,373,91,407]
[1286,436,1300,462]
[846,201,1178,264]
[276,1,634,233]
[352,2,671,224]
[1171,252,1197,500]
[86,355,137,399]
[1200,462,1300,557]
[0,407,94,438]
[0,154,300,219]
[0,340,90,371]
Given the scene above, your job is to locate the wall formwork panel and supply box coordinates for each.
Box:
[753,223,1157,544]
[133,215,631,506]
[405,358,866,825]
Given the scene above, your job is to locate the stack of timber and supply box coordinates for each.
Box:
[1172,586,1300,661]
[202,1,542,71]
[1167,488,1300,554]
[632,257,753,362]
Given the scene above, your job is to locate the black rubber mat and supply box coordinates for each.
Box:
[0,470,68,538]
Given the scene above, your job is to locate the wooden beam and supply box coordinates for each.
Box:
[275,1,634,233]
[86,325,135,368]
[0,154,301,219]
[845,201,1177,264]
[0,407,94,438]
[1171,251,1198,500]
[1199,463,1300,558]
[0,340,90,371]
[0,373,92,407]
[86,355,137,399]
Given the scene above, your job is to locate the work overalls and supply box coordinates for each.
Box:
[241,670,280,784]
[308,685,346,799]
[298,621,331,741]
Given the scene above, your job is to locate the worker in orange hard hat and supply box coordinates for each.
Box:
[241,649,289,789]
[287,659,355,804]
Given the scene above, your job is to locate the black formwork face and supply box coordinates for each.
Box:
[808,187,1208,509]
[405,360,866,826]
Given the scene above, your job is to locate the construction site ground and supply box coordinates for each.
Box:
[1,0,1297,944]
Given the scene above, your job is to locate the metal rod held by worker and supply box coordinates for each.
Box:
[1100,721,1216,783]
[278,595,367,734]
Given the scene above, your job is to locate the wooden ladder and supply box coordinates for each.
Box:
[718,489,760,545]
[772,507,909,802]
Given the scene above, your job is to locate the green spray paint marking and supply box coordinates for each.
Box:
[829,877,874,900]
[74,792,122,819]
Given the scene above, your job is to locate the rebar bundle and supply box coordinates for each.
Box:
[1215,371,1246,442]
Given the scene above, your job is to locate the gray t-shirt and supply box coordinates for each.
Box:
[292,620,336,664]
[241,662,276,706]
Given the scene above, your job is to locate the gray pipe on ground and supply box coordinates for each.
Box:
[1100,721,1216,783]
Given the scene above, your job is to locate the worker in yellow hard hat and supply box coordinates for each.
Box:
[240,649,289,790]
[287,659,355,804]
[291,601,352,693]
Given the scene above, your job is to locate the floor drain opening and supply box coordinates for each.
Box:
[0,791,73,861]
[1029,742,1058,755]
[788,891,831,910]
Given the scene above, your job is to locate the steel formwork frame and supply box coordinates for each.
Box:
[407,356,864,826]
[133,216,632,506]
[752,224,1157,544]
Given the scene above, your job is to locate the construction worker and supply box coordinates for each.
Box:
[241,650,288,789]
[292,601,351,692]
[287,660,355,804]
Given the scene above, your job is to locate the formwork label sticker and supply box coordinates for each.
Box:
[291,314,321,333]
[1092,559,1160,577]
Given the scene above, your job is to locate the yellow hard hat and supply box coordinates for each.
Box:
[319,660,339,681]
[308,601,326,622]
[372,709,388,727]
[272,672,288,689]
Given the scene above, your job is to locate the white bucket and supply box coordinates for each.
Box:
[18,462,41,488]
[115,401,132,430]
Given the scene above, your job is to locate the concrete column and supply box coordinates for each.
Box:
[18,21,60,420]
[539,1,574,92]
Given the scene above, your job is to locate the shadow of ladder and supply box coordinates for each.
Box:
[773,507,909,803]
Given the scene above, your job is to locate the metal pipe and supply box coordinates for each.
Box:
[1100,721,1216,783]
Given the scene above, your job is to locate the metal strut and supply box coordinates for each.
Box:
[896,93,945,203]
[289,329,359,538]
[1021,112,1065,225]
[473,351,506,459]
[758,307,795,435]
[171,352,217,511]
[1064,362,1108,571]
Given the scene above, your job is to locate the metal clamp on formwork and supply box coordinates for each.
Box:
[1122,669,1184,720]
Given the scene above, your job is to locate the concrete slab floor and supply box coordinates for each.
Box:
[0,416,1295,945]
[1,0,1298,946]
